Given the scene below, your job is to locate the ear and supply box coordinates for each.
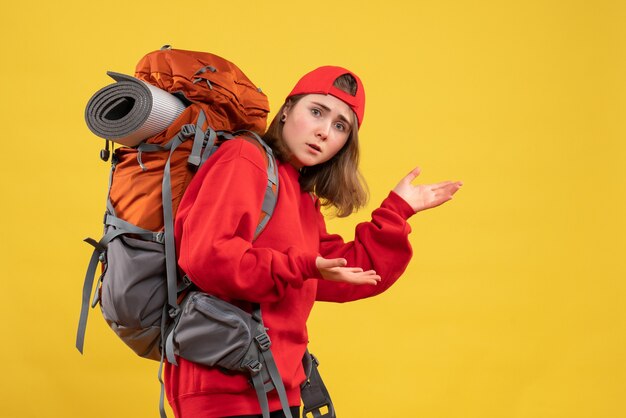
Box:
[280,101,292,121]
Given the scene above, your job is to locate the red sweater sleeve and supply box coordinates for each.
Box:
[315,191,416,302]
[175,139,320,303]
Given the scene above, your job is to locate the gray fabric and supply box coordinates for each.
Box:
[236,132,278,240]
[187,110,207,167]
[173,292,268,370]
[199,129,218,166]
[75,247,102,353]
[260,347,293,418]
[76,216,161,354]
[158,350,168,418]
[251,372,272,418]
[99,231,168,361]
[161,136,184,315]
[137,140,175,153]
[105,214,164,243]
[136,141,175,171]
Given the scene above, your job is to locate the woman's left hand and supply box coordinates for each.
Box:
[316,257,382,285]
[393,167,463,213]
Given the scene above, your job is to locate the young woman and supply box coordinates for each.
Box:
[165,66,462,417]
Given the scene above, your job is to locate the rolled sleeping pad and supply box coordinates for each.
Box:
[85,72,187,147]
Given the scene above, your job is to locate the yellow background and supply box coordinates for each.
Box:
[1,0,624,417]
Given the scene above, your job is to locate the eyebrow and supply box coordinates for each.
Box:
[311,101,352,127]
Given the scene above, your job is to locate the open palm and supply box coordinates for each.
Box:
[393,167,462,213]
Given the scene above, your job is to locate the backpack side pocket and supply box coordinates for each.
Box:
[100,234,167,361]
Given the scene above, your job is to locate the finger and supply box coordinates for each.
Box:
[319,257,347,269]
[365,275,382,283]
[403,166,421,184]
[332,267,364,273]
[432,180,463,190]
[432,181,463,191]
[434,191,454,202]
[349,275,379,285]
[359,274,381,285]
[446,183,463,195]
[431,181,454,190]
[352,271,381,284]
[336,258,348,267]
[361,270,381,280]
[434,183,461,195]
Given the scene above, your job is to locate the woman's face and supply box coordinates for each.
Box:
[281,94,353,169]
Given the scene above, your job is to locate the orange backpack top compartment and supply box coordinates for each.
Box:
[108,48,270,232]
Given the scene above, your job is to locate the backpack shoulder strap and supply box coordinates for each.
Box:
[218,130,279,239]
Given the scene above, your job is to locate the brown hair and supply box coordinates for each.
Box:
[262,74,368,217]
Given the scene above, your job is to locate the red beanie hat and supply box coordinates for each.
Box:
[287,66,365,127]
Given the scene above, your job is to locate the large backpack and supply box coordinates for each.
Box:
[77,46,334,418]
[76,45,274,356]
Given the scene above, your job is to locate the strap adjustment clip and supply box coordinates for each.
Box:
[244,359,263,374]
[180,124,196,138]
[255,333,271,351]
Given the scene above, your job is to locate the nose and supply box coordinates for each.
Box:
[315,122,330,141]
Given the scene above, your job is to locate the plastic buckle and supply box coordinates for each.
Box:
[244,359,263,374]
[168,306,180,318]
[255,333,271,351]
[180,124,196,138]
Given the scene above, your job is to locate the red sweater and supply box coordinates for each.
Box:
[165,138,415,417]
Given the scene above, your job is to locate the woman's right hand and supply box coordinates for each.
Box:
[316,257,381,285]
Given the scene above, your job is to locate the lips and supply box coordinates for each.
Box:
[307,143,321,153]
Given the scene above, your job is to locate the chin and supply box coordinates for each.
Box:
[294,155,318,169]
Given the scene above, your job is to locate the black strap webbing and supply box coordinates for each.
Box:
[301,353,335,418]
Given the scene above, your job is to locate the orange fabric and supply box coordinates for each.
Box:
[108,49,270,232]
[135,48,269,134]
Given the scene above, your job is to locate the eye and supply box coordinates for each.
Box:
[334,122,346,132]
[310,108,322,116]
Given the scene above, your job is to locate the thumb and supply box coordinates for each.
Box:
[403,166,421,184]
[316,257,347,269]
